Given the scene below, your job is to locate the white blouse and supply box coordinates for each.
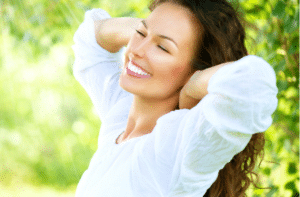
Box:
[72,9,278,197]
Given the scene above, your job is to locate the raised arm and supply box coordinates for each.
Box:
[179,62,231,109]
[94,17,141,53]
[167,55,278,196]
[72,9,141,120]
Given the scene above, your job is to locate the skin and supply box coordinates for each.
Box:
[118,3,203,143]
[120,3,201,100]
[94,3,228,144]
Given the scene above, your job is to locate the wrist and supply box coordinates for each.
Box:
[186,62,231,100]
[185,70,208,100]
[94,17,141,53]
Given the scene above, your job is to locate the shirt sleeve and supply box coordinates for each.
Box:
[72,9,129,120]
[158,55,278,196]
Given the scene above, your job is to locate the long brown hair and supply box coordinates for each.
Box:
[149,0,265,196]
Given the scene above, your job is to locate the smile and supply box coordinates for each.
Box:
[126,61,151,78]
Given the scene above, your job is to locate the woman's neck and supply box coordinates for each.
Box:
[119,94,179,143]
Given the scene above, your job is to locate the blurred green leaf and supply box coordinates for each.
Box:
[277,79,288,92]
[284,14,299,34]
[274,59,286,72]
[287,162,297,175]
[288,41,299,55]
[272,1,286,19]
[285,181,296,191]
[263,167,271,176]
[266,187,278,197]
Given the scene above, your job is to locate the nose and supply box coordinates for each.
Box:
[131,37,151,58]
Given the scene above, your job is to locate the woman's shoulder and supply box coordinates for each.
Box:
[156,109,189,124]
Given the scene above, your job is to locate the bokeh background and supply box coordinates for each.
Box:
[0,0,298,196]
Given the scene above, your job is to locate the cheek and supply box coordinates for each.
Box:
[157,63,191,88]
[170,66,190,86]
[167,66,184,80]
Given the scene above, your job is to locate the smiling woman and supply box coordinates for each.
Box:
[120,3,198,103]
[72,0,278,196]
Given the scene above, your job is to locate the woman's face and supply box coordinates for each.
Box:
[120,2,201,101]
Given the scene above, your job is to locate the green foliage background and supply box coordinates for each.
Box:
[0,0,298,196]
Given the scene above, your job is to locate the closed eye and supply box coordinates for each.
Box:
[136,30,145,37]
[158,45,169,53]
[136,30,169,53]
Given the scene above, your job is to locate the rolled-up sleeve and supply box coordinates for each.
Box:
[72,9,129,120]
[167,55,278,196]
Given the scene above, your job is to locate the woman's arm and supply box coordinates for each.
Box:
[73,9,138,121]
[179,62,231,109]
[167,56,277,196]
[94,17,141,53]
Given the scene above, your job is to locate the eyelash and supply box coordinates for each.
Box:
[135,30,169,53]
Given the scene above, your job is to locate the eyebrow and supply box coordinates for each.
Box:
[141,20,178,47]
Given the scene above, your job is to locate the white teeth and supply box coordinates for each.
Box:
[128,62,149,76]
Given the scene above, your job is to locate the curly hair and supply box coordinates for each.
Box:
[149,0,265,196]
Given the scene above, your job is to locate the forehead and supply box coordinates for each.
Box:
[146,2,200,48]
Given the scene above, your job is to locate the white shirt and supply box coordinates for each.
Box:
[72,9,278,197]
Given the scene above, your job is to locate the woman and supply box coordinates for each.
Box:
[72,0,278,196]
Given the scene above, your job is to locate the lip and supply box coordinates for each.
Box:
[129,60,151,75]
[126,66,151,79]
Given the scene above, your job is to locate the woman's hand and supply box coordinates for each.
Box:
[179,70,203,109]
[179,62,232,109]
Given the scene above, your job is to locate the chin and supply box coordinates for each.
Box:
[119,71,137,94]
